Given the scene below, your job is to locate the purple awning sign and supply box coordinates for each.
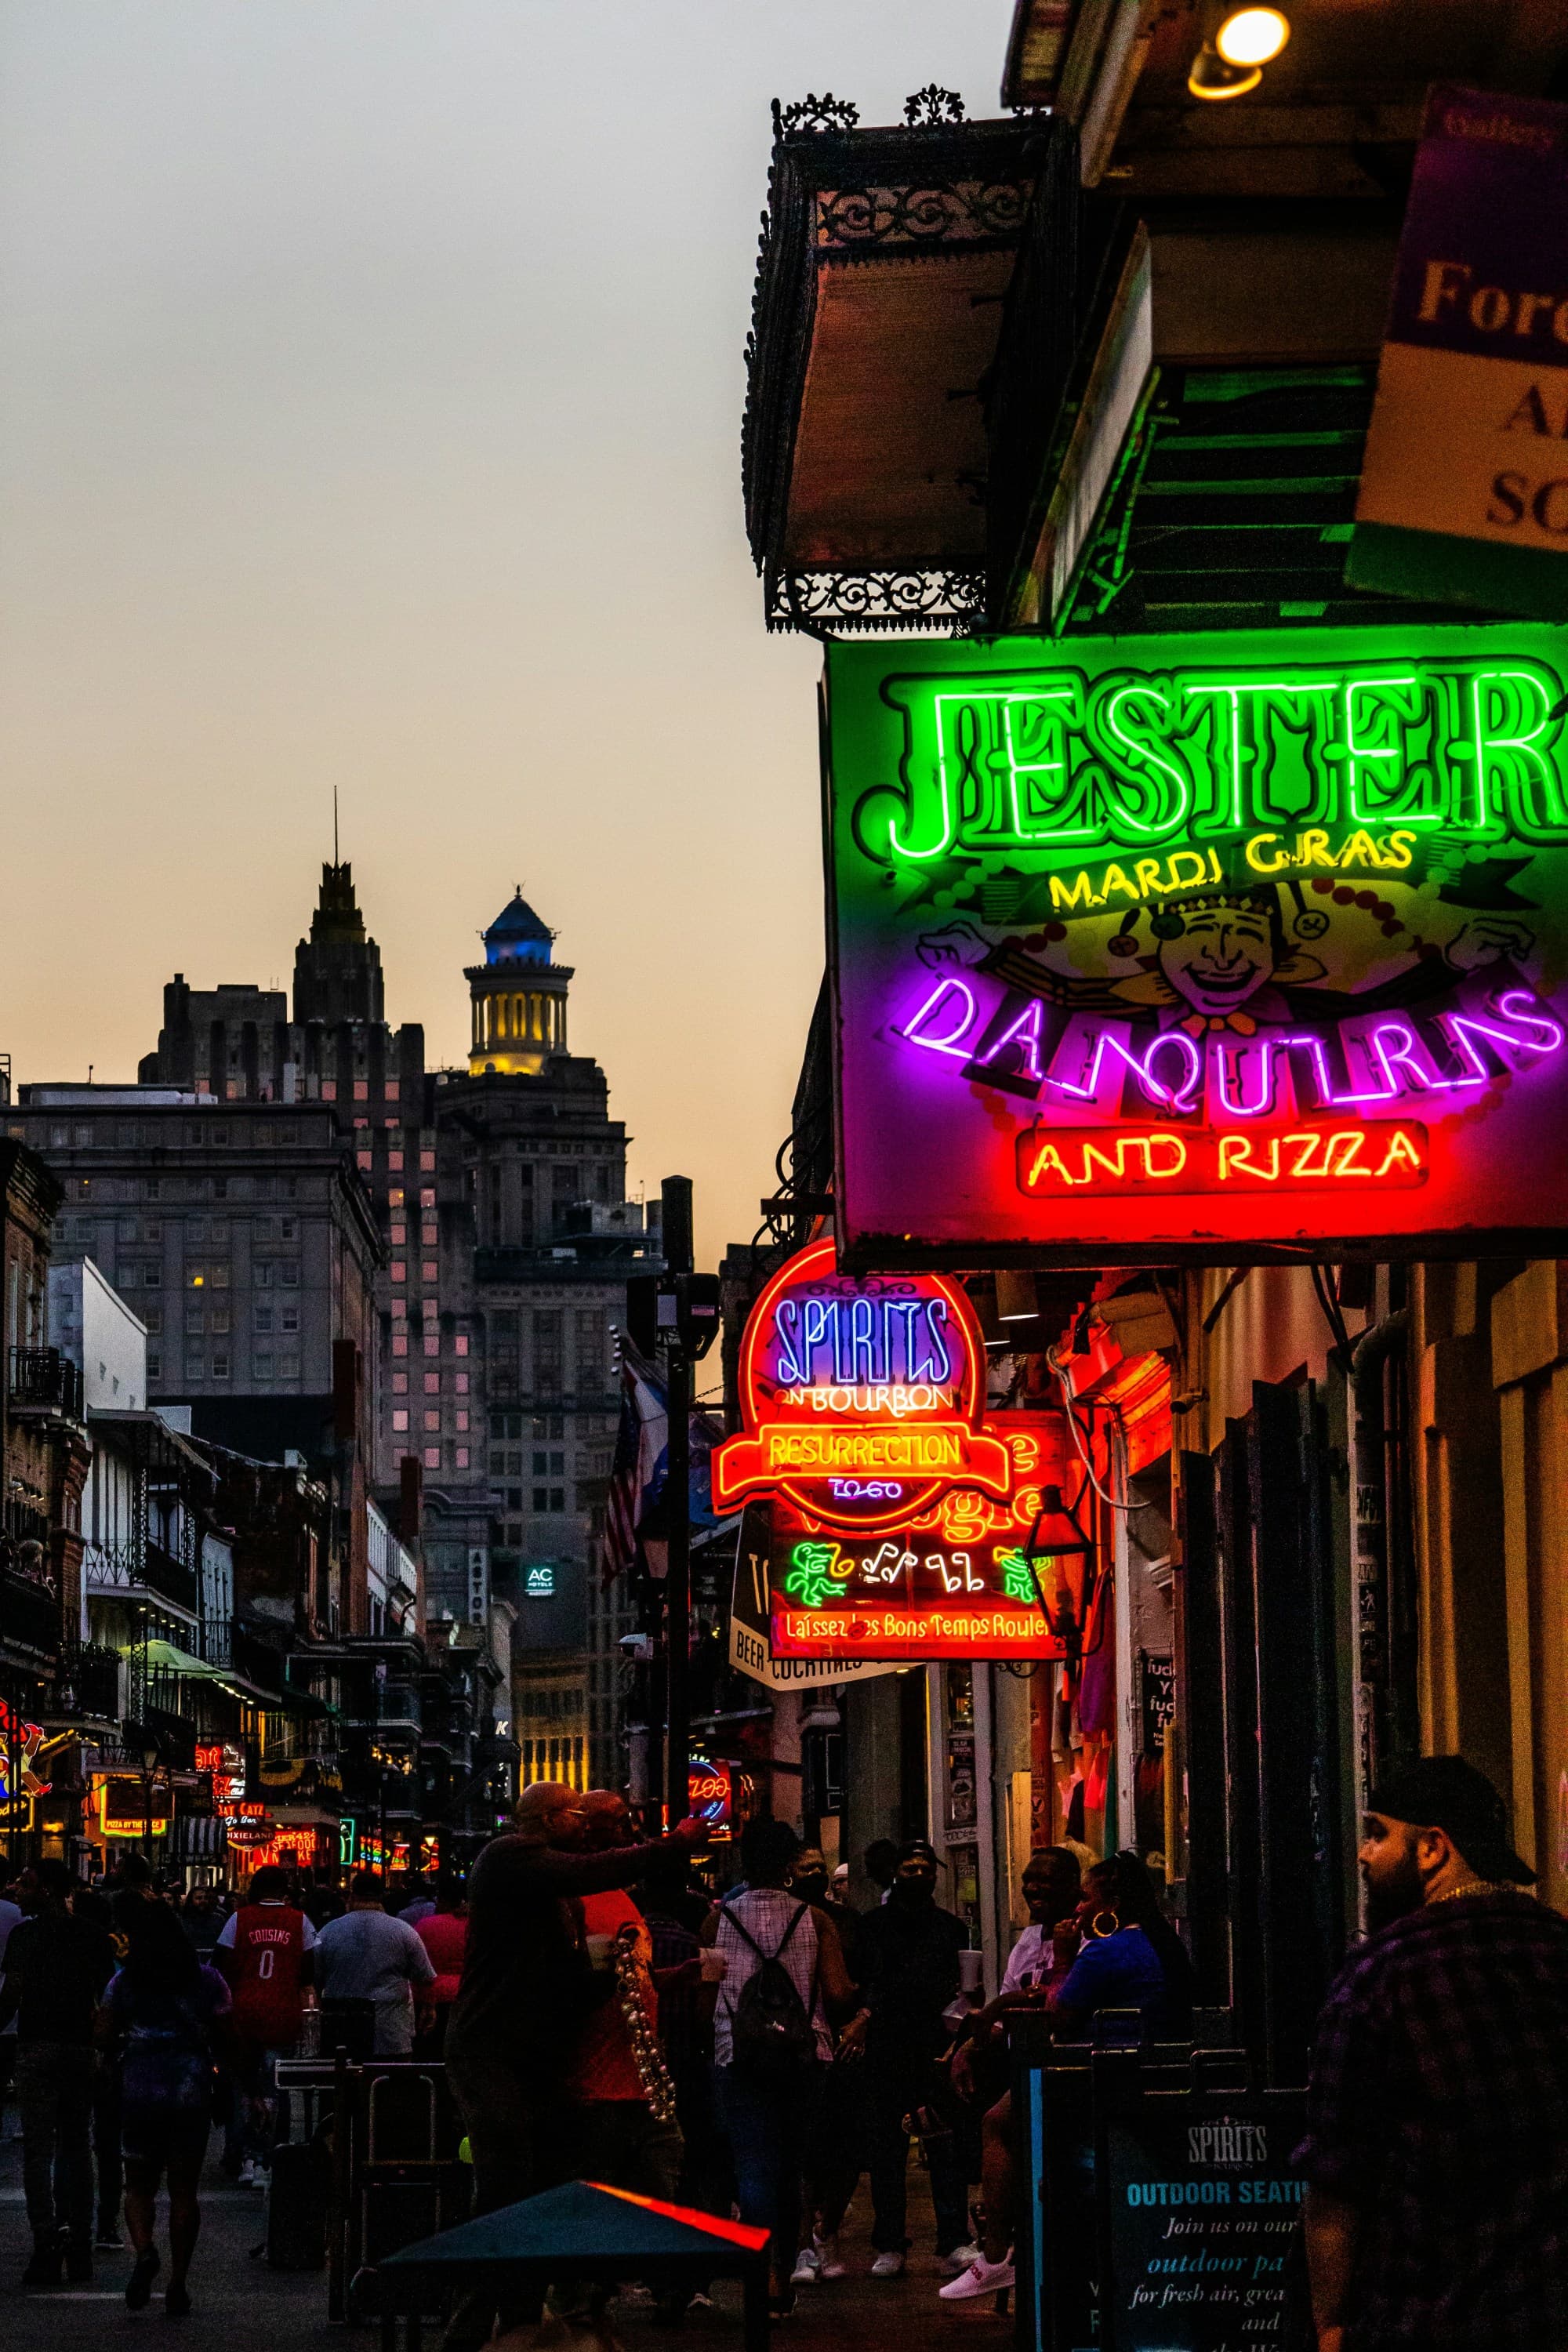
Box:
[1350,83,1568,621]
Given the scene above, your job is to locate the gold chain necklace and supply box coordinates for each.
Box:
[1426,1878,1507,1907]
[612,1923,678,2125]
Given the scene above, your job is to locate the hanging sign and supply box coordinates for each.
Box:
[824,626,1568,1267]
[1350,85,1568,622]
[714,1243,1079,1660]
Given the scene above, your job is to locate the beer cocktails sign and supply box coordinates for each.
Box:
[713,1242,1074,1660]
[824,624,1568,1265]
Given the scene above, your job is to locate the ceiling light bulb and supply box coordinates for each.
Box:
[1216,7,1290,66]
[1187,41,1263,99]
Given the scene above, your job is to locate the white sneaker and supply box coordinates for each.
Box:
[869,2251,906,2279]
[939,2252,1016,2302]
[815,2235,846,2280]
[789,2248,821,2286]
[939,2241,982,2274]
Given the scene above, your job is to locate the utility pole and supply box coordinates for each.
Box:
[662,1175,694,1824]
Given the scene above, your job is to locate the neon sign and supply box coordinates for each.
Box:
[716,1243,1079,1660]
[825,624,1568,1264]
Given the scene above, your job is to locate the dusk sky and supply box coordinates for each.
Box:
[0,1,1014,1261]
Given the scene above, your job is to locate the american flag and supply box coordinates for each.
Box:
[603,1345,667,1583]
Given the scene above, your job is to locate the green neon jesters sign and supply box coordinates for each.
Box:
[853,652,1566,865]
[824,622,1568,1269]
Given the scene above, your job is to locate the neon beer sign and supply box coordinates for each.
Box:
[825,625,1568,1264]
[716,1243,1076,1660]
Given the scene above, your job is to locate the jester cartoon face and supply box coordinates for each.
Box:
[1150,891,1285,1021]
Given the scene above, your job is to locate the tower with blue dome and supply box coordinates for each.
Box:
[465,888,574,1076]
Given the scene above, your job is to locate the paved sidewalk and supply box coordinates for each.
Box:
[0,2126,1009,2350]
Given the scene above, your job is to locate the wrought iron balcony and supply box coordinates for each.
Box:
[0,1562,61,1661]
[9,1348,84,1423]
[50,1641,123,1724]
[82,1541,198,1617]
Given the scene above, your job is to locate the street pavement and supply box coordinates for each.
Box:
[0,2127,1004,2350]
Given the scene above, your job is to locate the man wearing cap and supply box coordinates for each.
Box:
[1298,1755,1568,2351]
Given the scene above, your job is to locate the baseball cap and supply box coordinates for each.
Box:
[1368,1755,1534,1885]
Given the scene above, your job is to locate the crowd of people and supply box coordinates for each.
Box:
[0,1849,468,2312]
[4,1748,1563,2347]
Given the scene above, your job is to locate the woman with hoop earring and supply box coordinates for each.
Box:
[1047,1851,1196,2043]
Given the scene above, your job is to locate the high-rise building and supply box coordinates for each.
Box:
[429,891,652,1788]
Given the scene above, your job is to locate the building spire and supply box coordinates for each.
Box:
[335,786,340,867]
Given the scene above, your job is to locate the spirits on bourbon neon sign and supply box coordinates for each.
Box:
[826,624,1568,1262]
[713,1240,1012,1533]
[715,1242,1073,1661]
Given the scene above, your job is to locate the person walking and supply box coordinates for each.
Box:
[100,1897,234,2319]
[179,1886,223,1960]
[848,1838,971,2280]
[0,1860,116,2285]
[214,1864,316,2183]
[439,1780,710,2352]
[787,1844,866,2286]
[706,1817,855,2318]
[1299,1755,1568,2352]
[0,1860,21,2147]
[412,1876,467,2055]
[71,1886,128,2252]
[312,1871,435,2056]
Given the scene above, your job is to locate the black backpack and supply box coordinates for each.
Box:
[726,1902,818,2085]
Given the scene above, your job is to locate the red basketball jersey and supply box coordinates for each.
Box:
[228,1904,310,2049]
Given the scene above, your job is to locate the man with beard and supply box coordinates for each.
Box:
[1298,1756,1568,2352]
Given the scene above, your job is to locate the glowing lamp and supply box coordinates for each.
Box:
[1024,1482,1096,1562]
[1186,41,1261,99]
[1216,7,1290,64]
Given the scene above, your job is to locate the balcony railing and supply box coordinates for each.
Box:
[0,1563,62,1661]
[83,1541,198,1617]
[4,1495,52,1551]
[9,1348,84,1422]
[52,1642,123,1724]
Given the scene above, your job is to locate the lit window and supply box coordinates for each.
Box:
[419,1152,435,1172]
[357,1152,372,1172]
[421,1261,437,1283]
[424,1410,440,1432]
[456,1410,469,1433]
[421,1224,437,1247]
[393,1410,408,1432]
[455,1372,469,1394]
[419,1189,435,1208]
[354,1116,368,1130]
[422,1296,437,1319]
[392,1371,408,1395]
[393,1335,408,1358]
[388,1189,405,1208]
[321,1080,336,1102]
[390,1222,406,1246]
[423,1373,440,1395]
[391,1298,407,1320]
[455,1335,469,1359]
[424,1446,441,1470]
[423,1334,439,1357]
[388,1152,404,1173]
[385,1080,400,1102]
[456,1446,469,1469]
[390,1262,406,1283]
[354,1080,368,1102]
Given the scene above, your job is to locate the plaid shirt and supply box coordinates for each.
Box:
[1295,1889,1568,2350]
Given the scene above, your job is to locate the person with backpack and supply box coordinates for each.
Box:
[704,1817,855,2319]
